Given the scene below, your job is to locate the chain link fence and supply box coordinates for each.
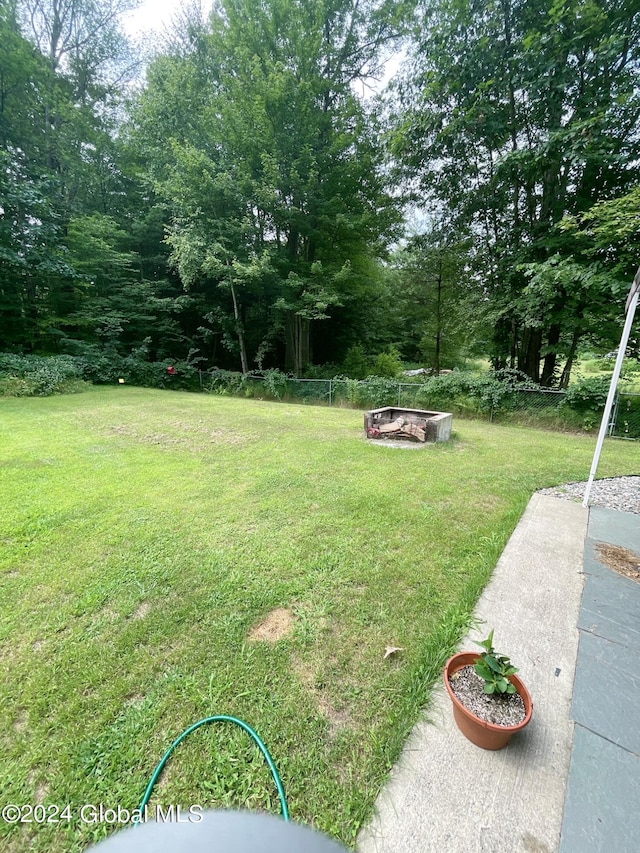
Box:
[199,371,638,439]
[611,393,640,439]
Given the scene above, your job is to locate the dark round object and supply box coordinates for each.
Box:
[89,810,348,853]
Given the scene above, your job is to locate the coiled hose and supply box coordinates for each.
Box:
[137,715,289,822]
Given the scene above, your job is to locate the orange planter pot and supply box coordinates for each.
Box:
[444,652,533,750]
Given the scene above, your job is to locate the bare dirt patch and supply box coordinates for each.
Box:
[14,709,28,733]
[595,543,640,582]
[248,608,295,642]
[131,602,151,621]
[105,421,253,451]
[315,696,352,736]
[34,781,50,802]
[293,659,354,738]
[97,605,119,623]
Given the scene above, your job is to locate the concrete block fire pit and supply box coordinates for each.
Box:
[364,407,453,444]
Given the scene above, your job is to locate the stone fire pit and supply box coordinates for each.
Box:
[364,407,453,443]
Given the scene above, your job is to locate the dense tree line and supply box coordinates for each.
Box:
[1,0,639,381]
[394,0,640,384]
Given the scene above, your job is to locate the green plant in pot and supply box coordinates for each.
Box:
[473,631,519,695]
[443,630,533,750]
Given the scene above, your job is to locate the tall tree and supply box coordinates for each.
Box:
[133,0,402,374]
[0,0,177,354]
[394,0,640,384]
[0,5,73,350]
[394,227,475,372]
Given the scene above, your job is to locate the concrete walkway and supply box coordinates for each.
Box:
[358,494,640,853]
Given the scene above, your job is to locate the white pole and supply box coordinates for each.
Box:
[583,268,640,507]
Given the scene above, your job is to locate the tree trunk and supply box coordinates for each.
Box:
[230,282,249,374]
[518,327,542,382]
[559,329,581,389]
[285,312,311,377]
[540,324,561,386]
[510,318,518,369]
[435,258,443,374]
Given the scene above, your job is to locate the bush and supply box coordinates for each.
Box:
[583,358,613,373]
[342,345,371,380]
[563,376,610,413]
[204,369,250,395]
[79,350,200,391]
[372,346,403,379]
[615,394,640,439]
[562,376,610,430]
[410,370,529,416]
[0,351,203,396]
[0,354,89,397]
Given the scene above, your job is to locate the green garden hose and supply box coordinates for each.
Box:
[137,715,289,822]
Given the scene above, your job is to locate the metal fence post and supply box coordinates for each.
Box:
[609,391,620,437]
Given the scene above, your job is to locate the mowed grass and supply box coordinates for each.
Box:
[1,387,638,851]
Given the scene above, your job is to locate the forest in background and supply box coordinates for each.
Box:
[1,0,639,385]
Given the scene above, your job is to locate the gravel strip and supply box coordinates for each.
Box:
[537,475,640,515]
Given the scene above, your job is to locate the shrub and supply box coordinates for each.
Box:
[342,345,371,380]
[562,376,610,430]
[583,358,613,373]
[205,369,249,395]
[412,370,527,416]
[0,354,88,397]
[372,346,403,379]
[79,350,200,391]
[563,376,610,413]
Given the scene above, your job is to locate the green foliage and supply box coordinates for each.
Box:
[372,346,404,378]
[412,370,530,416]
[342,345,371,380]
[0,1,149,355]
[563,376,611,414]
[474,631,518,696]
[205,368,251,396]
[80,352,200,391]
[260,368,289,400]
[616,393,640,439]
[397,0,640,384]
[0,354,87,396]
[0,352,201,395]
[583,359,615,374]
[133,0,402,375]
[391,227,476,369]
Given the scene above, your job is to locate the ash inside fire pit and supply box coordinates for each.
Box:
[364,407,452,444]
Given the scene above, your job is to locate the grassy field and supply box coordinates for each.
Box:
[1,387,639,852]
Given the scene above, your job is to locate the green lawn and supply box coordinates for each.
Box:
[1,387,639,852]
